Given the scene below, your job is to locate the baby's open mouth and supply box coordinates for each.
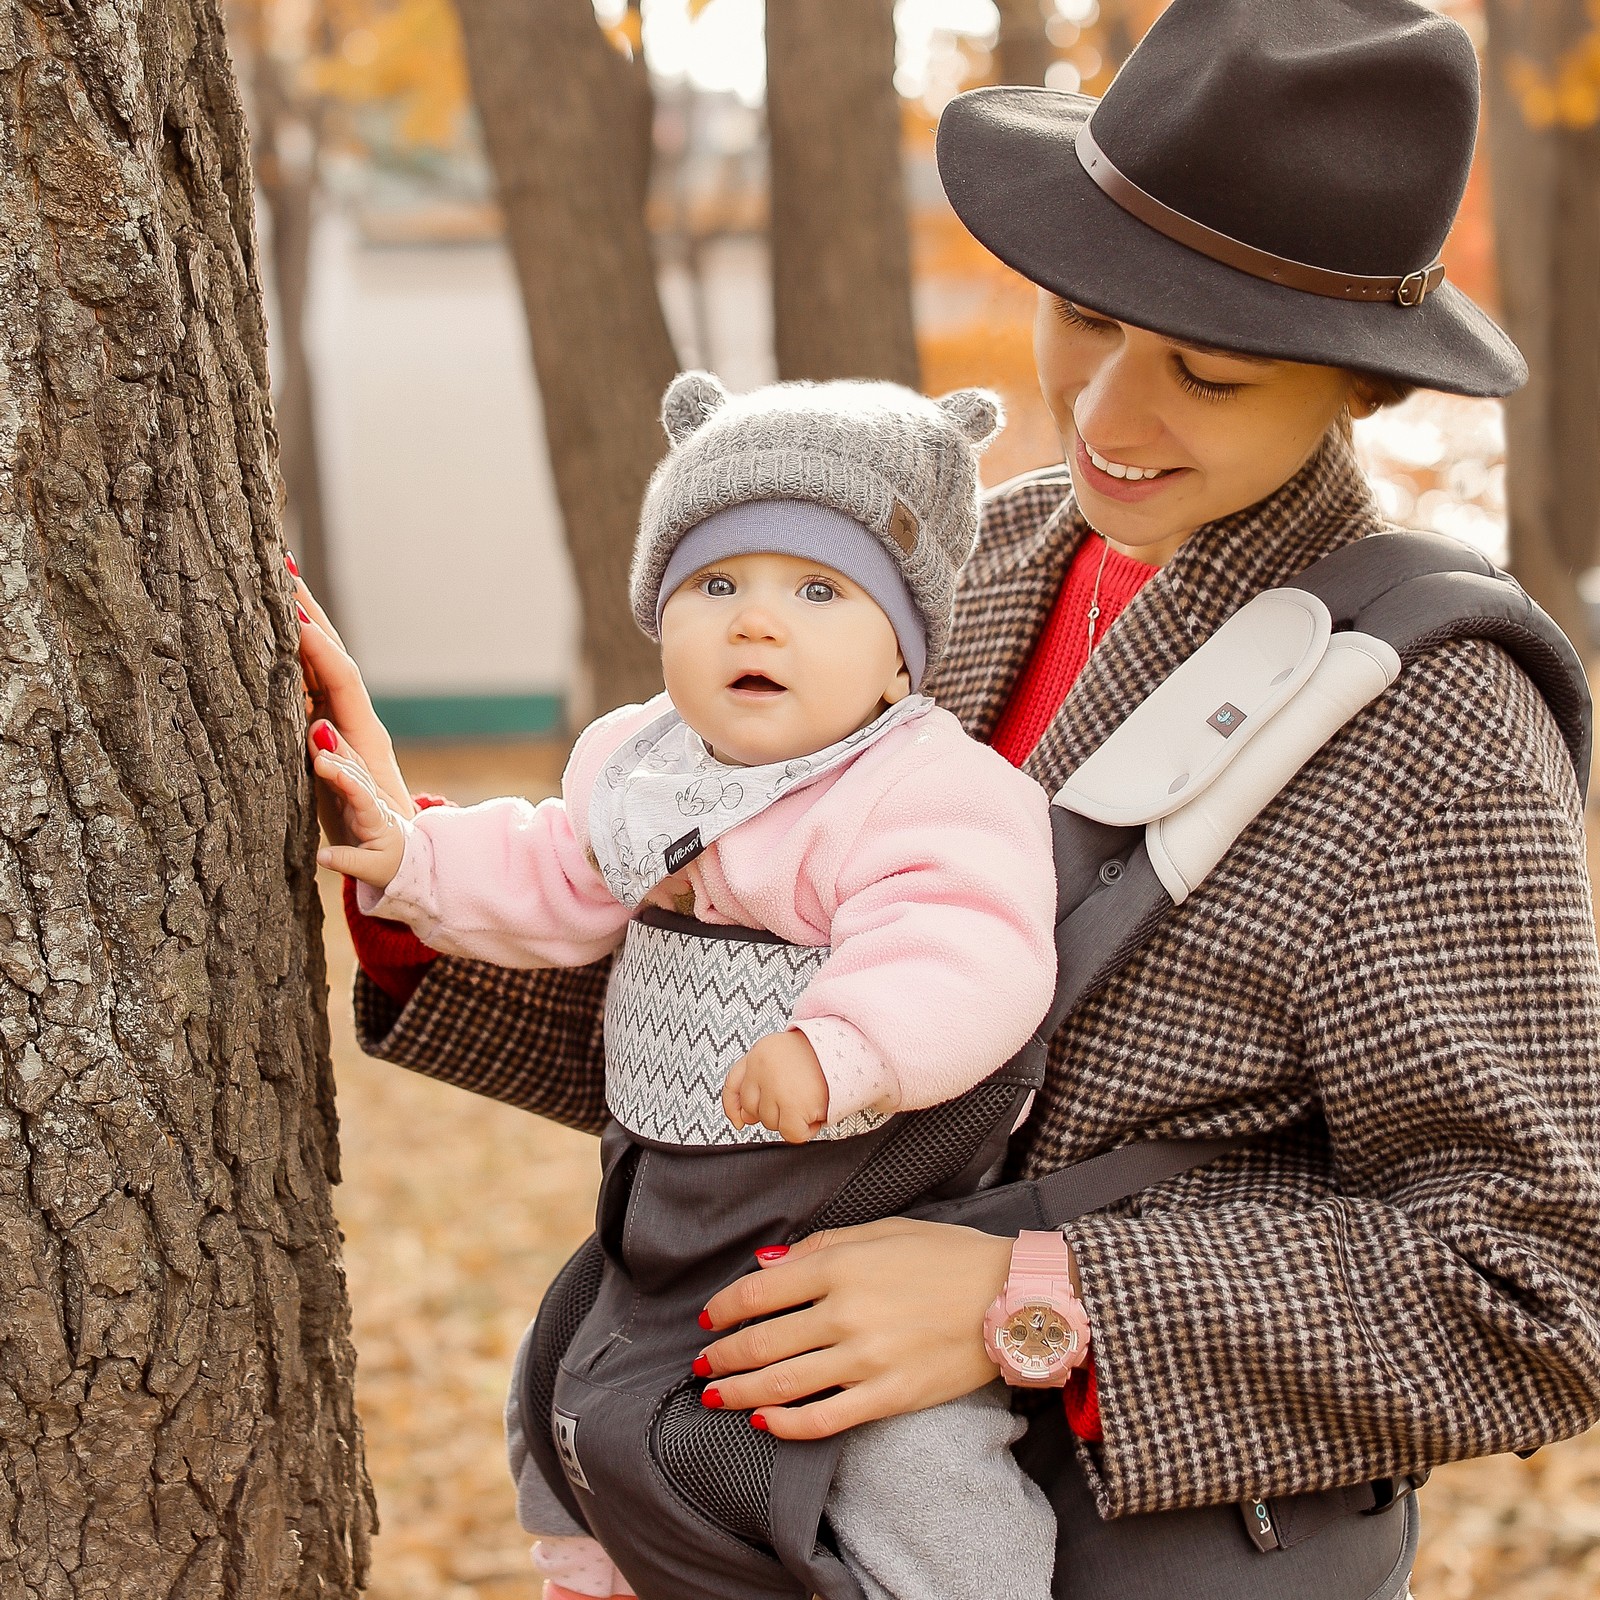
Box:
[729,673,785,694]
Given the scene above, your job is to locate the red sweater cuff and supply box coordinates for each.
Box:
[1063,1352,1103,1442]
[342,794,451,1005]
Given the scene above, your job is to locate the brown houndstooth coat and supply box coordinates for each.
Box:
[353,433,1600,1519]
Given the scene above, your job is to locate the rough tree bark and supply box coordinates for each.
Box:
[1484,0,1600,642]
[765,0,920,387]
[453,0,673,719]
[0,1,372,1595]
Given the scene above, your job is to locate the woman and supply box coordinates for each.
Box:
[302,1,1600,1595]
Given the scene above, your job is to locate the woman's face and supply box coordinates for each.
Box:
[1033,292,1369,565]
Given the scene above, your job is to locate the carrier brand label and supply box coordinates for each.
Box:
[552,1409,592,1492]
[1207,701,1247,738]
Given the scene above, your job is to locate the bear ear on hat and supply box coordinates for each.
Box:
[937,387,1005,449]
[662,370,730,444]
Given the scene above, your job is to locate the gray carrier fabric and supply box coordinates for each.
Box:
[513,535,1590,1600]
[605,910,888,1145]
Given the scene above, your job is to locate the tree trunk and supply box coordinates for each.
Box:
[0,1,372,1595]
[249,41,338,623]
[453,0,674,720]
[1484,0,1600,642]
[766,0,920,387]
[994,0,1055,87]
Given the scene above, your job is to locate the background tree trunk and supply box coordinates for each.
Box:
[765,0,920,386]
[1484,0,1600,642]
[246,32,339,624]
[453,0,674,720]
[0,0,371,1594]
[994,0,1055,87]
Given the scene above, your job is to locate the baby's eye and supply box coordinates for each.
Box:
[701,575,736,597]
[801,580,836,604]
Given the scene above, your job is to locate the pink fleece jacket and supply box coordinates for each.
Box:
[363,695,1057,1124]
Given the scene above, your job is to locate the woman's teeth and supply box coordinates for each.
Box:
[1086,444,1168,481]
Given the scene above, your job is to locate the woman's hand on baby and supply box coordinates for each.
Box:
[290,562,417,838]
[694,1218,1012,1438]
[311,722,407,891]
[723,1030,829,1144]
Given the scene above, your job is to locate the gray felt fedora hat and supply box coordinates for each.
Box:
[936,0,1526,397]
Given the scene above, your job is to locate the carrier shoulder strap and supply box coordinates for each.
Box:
[1042,530,1590,1039]
[927,534,1592,1235]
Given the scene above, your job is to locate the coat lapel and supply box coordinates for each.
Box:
[1023,433,1385,795]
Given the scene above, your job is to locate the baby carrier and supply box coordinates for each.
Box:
[513,532,1591,1600]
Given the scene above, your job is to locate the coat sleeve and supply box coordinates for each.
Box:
[353,956,612,1135]
[1066,778,1600,1517]
[790,746,1058,1121]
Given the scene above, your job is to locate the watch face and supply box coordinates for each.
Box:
[996,1301,1080,1376]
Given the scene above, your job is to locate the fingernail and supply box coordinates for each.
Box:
[296,601,311,624]
[312,722,337,753]
[697,1310,712,1331]
[692,1355,711,1378]
[750,1413,769,1432]
[754,1246,789,1263]
[285,550,300,576]
[701,1387,723,1409]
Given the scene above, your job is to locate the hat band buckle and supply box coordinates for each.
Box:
[1075,122,1445,309]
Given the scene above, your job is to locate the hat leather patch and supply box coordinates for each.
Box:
[888,499,919,554]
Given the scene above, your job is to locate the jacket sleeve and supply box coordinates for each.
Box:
[1066,778,1600,1517]
[790,749,1058,1121]
[353,955,612,1135]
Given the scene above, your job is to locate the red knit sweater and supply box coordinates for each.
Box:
[344,530,1158,1443]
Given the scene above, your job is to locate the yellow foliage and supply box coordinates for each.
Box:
[1506,16,1600,131]
[311,0,471,148]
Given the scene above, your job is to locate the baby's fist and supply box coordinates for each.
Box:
[723,1030,829,1145]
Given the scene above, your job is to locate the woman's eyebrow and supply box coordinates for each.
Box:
[1167,337,1276,366]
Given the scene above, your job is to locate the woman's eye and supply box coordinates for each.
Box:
[1055,298,1115,334]
[1175,364,1244,403]
[702,575,735,597]
[801,580,836,604]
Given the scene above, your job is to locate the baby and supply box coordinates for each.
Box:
[315,373,1060,1600]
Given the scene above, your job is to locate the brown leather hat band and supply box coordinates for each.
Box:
[1074,122,1445,308]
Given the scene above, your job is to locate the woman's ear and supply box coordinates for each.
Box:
[1345,381,1381,422]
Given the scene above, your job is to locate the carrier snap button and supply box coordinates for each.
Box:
[1099,860,1124,886]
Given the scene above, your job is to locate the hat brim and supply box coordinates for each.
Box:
[937,87,1526,398]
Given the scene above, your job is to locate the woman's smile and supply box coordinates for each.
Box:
[1074,436,1186,503]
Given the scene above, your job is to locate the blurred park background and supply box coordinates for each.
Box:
[223,0,1600,1594]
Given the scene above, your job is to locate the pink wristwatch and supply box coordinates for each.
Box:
[983,1230,1091,1387]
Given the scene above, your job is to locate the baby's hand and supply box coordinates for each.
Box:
[311,725,407,892]
[723,1030,830,1145]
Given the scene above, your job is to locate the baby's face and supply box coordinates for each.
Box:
[660,551,910,767]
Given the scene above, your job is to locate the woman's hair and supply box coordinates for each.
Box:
[1337,371,1418,441]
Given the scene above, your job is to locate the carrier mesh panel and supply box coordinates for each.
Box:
[806,1080,1022,1234]
[654,1382,777,1545]
[523,1233,607,1452]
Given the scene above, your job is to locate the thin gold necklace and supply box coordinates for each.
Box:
[1085,533,1111,655]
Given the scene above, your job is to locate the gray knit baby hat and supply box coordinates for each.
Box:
[630,371,1005,680]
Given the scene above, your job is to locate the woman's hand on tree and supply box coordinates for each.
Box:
[291,564,417,830]
[312,725,408,891]
[694,1218,1012,1438]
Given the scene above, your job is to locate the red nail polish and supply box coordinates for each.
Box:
[754,1245,789,1263]
[701,1387,723,1409]
[698,1310,713,1330]
[296,601,311,624]
[312,722,337,753]
[285,550,300,576]
[692,1355,711,1378]
[750,1413,769,1432]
